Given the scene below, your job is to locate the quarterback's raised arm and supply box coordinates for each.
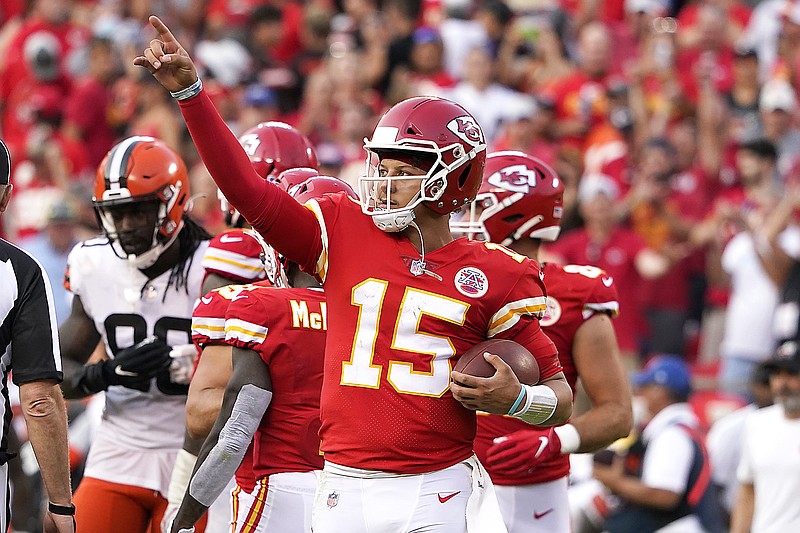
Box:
[134,16,322,269]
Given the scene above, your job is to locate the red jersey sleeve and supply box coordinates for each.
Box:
[178,91,322,271]
[191,289,231,348]
[224,293,274,365]
[584,270,620,318]
[490,259,561,381]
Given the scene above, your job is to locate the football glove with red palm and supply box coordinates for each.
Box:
[485,427,562,476]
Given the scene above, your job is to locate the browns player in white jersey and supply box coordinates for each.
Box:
[137,20,573,533]
[58,137,212,533]
[452,152,632,533]
[164,123,317,532]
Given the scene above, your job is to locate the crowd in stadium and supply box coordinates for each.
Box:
[1,0,800,532]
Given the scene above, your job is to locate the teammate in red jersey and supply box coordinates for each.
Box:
[164,122,315,532]
[136,18,572,533]
[167,176,354,533]
[452,151,632,533]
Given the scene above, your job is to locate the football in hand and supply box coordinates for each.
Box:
[453,339,540,384]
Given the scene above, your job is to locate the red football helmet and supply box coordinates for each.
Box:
[275,167,320,192]
[222,122,319,227]
[239,121,318,180]
[93,136,190,267]
[288,175,358,204]
[451,151,564,245]
[360,96,487,232]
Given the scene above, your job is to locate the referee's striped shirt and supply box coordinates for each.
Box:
[0,238,63,460]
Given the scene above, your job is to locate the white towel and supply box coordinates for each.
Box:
[463,455,508,533]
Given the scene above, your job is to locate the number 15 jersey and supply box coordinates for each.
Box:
[304,195,561,474]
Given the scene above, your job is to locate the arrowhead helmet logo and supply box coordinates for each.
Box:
[447,115,485,147]
[487,165,538,194]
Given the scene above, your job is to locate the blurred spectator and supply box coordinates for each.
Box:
[723,46,761,146]
[677,0,751,50]
[373,0,421,94]
[545,173,670,360]
[62,36,120,168]
[448,46,518,142]
[438,0,488,79]
[731,342,800,533]
[497,10,575,93]
[706,362,773,523]
[758,78,800,177]
[716,140,800,397]
[128,73,183,151]
[491,95,558,167]
[17,197,82,324]
[474,0,514,60]
[390,26,455,101]
[545,21,614,148]
[619,139,696,355]
[237,83,280,132]
[596,355,721,533]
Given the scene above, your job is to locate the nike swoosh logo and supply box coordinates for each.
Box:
[232,294,248,302]
[534,508,553,520]
[437,491,461,503]
[200,296,213,305]
[114,366,138,377]
[602,276,613,287]
[219,234,243,243]
[535,436,549,458]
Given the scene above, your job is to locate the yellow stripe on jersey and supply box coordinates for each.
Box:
[583,301,620,318]
[202,248,266,281]
[224,318,269,344]
[191,317,226,340]
[488,296,548,337]
[304,199,329,282]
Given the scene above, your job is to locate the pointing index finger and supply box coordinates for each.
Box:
[149,15,178,45]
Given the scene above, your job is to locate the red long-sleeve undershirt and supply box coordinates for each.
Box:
[178,91,322,272]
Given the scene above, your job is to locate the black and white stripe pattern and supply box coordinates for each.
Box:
[0,238,63,528]
[102,136,155,195]
[0,139,9,185]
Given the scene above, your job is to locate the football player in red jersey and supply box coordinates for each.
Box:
[136,18,572,533]
[452,151,632,533]
[165,124,317,532]
[166,176,355,533]
[57,137,213,533]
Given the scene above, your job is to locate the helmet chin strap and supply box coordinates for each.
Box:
[126,222,182,270]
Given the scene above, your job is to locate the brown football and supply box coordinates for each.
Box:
[453,339,540,384]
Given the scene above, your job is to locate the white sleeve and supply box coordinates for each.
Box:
[641,426,695,494]
[778,225,800,259]
[736,417,755,484]
[65,242,85,296]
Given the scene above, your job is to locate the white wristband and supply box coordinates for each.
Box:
[170,78,203,101]
[511,384,557,425]
[554,423,581,454]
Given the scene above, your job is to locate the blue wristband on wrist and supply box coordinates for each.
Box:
[170,78,203,101]
[507,385,526,415]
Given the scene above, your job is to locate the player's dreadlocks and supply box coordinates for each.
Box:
[161,216,212,302]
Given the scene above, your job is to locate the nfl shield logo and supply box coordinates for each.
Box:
[327,491,339,508]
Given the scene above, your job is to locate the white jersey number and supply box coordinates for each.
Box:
[342,279,469,397]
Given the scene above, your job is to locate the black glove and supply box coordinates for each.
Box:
[78,337,173,394]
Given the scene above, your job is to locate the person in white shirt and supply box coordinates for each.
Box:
[731,342,800,533]
[594,355,720,533]
[706,363,772,521]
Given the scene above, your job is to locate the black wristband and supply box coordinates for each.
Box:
[48,502,76,516]
[78,361,109,395]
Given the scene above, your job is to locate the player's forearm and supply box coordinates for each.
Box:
[730,483,755,533]
[178,91,322,268]
[185,388,224,440]
[570,401,632,453]
[541,377,573,426]
[19,381,72,505]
